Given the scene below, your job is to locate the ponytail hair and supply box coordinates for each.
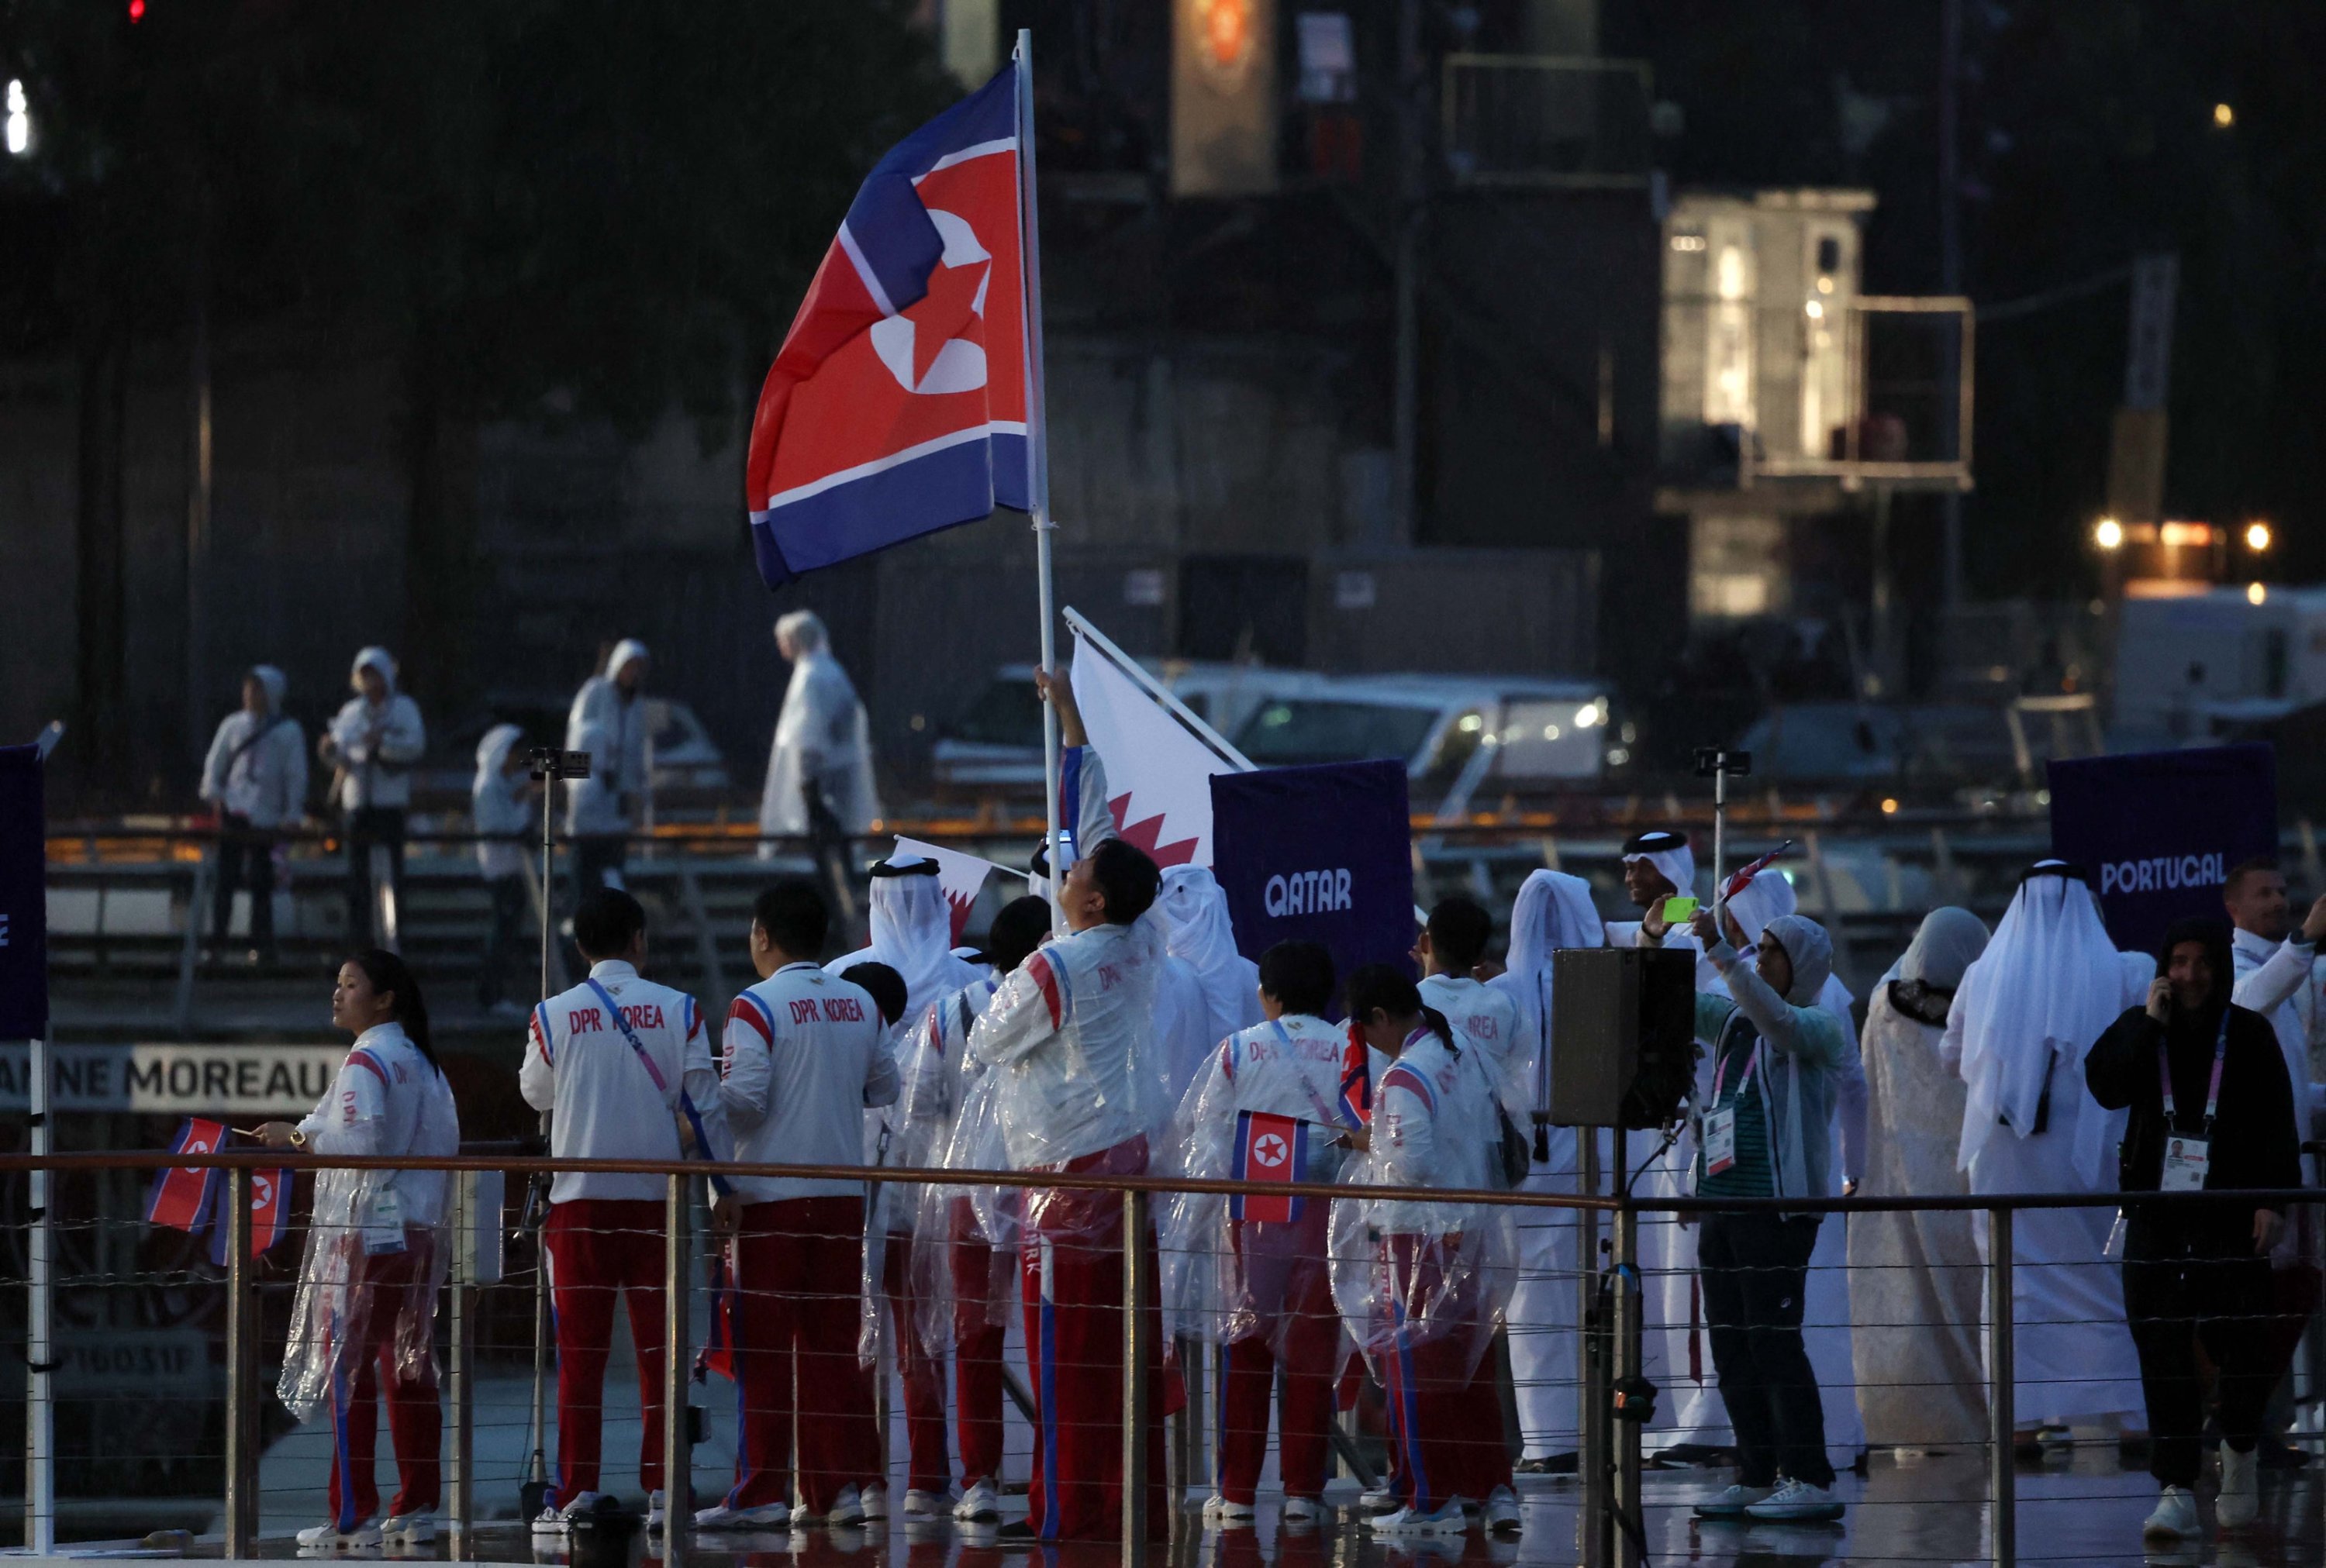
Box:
[1343,963,1459,1056]
[348,948,438,1070]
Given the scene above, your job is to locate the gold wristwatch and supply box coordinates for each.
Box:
[288,1126,308,1150]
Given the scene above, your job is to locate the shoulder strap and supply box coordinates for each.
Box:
[584,977,671,1094]
[226,712,290,770]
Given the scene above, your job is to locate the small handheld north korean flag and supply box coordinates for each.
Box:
[1719,840,1793,901]
[1339,1025,1372,1129]
[1230,1111,1308,1224]
[145,1118,226,1234]
[208,1167,295,1265]
[744,59,1033,588]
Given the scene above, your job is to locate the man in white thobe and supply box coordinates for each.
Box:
[1489,869,1605,1472]
[1945,861,2148,1434]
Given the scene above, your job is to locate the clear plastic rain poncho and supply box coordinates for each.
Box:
[892,975,1020,1356]
[278,1026,459,1422]
[1160,1015,1363,1360]
[1327,1025,1516,1384]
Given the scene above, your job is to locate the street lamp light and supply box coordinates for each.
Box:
[2245,520,2272,553]
[2094,517,2124,550]
[5,81,29,157]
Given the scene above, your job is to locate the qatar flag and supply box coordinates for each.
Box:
[892,836,1012,945]
[1066,629,1237,867]
[745,62,1031,587]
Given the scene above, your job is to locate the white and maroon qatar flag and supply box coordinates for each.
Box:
[892,835,1013,945]
[1066,630,1235,867]
[744,64,1030,588]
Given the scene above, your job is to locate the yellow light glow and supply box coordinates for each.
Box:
[1817,276,1834,295]
[2248,582,2268,605]
[2245,521,2272,552]
[2214,102,2235,128]
[2159,520,2215,548]
[2095,518,2124,550]
[1804,299,1825,320]
[1880,798,1899,815]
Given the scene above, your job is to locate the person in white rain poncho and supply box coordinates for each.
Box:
[1158,864,1265,1049]
[1944,862,2149,1434]
[260,949,460,1552]
[1846,907,1991,1448]
[1331,964,1518,1538]
[895,895,1056,1526]
[1488,868,1605,1473]
[470,724,535,1014]
[825,854,985,1520]
[320,647,426,946]
[564,639,650,899]
[199,664,307,964]
[761,610,881,850]
[1165,940,1368,1532]
[965,669,1172,1543]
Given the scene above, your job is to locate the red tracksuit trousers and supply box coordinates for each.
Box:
[726,1195,868,1515]
[864,1229,951,1494]
[1379,1233,1506,1513]
[327,1233,441,1530]
[1020,1137,1172,1542]
[1215,1213,1344,1505]
[544,1199,668,1504]
[949,1199,1010,1488]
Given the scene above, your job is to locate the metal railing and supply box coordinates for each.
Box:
[8,1146,2321,1565]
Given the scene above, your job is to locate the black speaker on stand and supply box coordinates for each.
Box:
[1547,946,1696,1131]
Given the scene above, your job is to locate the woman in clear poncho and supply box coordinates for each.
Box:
[259,950,461,1550]
[1330,964,1519,1537]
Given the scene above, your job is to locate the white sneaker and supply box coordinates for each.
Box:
[859,1483,890,1521]
[1482,1486,1521,1535]
[1742,1479,1844,1522]
[1368,1502,1466,1536]
[379,1512,433,1546]
[1453,1494,1480,1521]
[297,1519,383,1551]
[1358,1485,1402,1513]
[1281,1496,1327,1529]
[826,1485,867,1528]
[954,1480,1003,1523]
[694,1501,792,1531]
[2142,1485,2199,1541]
[530,1507,569,1538]
[2217,1441,2259,1530]
[1692,1483,1775,1520]
[1203,1496,1257,1530]
[902,1488,951,1518]
[644,1490,666,1534]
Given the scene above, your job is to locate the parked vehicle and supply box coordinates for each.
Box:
[1230,673,1613,808]
[930,661,1310,788]
[420,695,730,800]
[2110,585,2326,748]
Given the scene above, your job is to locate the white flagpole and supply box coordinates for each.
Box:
[1062,605,1257,772]
[1015,29,1064,918]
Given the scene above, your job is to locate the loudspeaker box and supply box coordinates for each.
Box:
[1548,946,1697,1129]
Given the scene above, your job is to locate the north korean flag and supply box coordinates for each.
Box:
[744,62,1030,588]
[1339,1025,1372,1129]
[145,1118,226,1234]
[1230,1110,1308,1225]
[208,1167,296,1265]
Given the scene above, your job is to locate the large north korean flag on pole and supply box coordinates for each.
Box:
[745,64,1031,588]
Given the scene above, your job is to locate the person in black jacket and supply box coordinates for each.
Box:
[2087,916,2301,1542]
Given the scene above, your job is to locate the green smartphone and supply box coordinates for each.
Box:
[1662,895,1699,925]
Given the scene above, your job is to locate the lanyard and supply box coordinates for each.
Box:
[1271,1018,1349,1129]
[2157,1009,2230,1133]
[1708,1016,1760,1106]
[585,977,670,1093]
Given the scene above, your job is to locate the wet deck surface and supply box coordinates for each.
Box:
[75,1446,2326,1568]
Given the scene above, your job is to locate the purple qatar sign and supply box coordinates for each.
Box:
[0,743,47,1039]
[2047,743,2277,955]
[1210,760,1416,1016]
